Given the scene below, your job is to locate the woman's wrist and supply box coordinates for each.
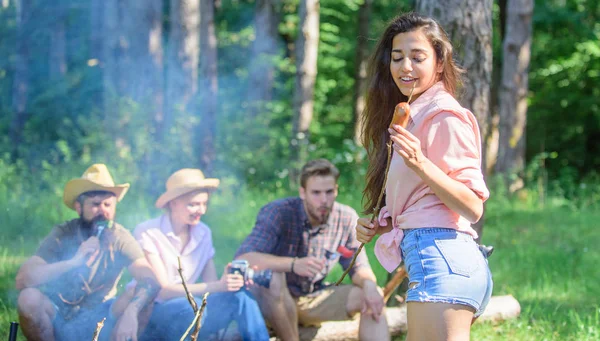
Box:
[208,280,226,292]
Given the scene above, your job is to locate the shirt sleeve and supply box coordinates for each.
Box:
[338,209,371,276]
[117,228,145,265]
[133,227,159,255]
[35,226,65,263]
[235,204,282,257]
[425,111,490,201]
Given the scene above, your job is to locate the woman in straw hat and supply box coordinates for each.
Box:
[131,168,269,341]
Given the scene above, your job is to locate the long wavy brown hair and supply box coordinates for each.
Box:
[361,13,464,214]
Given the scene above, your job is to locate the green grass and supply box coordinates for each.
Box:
[1,186,599,340]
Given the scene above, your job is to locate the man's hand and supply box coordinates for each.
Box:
[292,256,324,278]
[72,236,100,266]
[220,264,245,292]
[112,308,139,341]
[361,281,385,322]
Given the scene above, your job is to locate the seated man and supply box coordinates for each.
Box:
[132,168,269,341]
[15,164,159,341]
[235,159,390,341]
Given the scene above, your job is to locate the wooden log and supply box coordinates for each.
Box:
[476,294,521,323]
[266,295,520,341]
[382,266,407,303]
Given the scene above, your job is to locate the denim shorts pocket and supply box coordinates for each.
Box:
[434,238,480,277]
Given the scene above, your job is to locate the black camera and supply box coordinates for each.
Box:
[228,260,272,289]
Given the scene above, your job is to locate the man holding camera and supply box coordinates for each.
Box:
[131,168,269,341]
[236,159,390,341]
[15,164,160,341]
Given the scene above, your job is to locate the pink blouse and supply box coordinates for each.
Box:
[128,215,215,301]
[374,82,490,273]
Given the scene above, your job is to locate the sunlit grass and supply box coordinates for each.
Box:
[1,183,599,340]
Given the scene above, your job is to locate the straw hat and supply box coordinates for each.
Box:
[155,168,220,209]
[63,164,130,210]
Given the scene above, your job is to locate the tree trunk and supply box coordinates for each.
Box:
[485,0,507,175]
[353,0,372,146]
[147,0,165,128]
[89,0,104,109]
[163,0,200,146]
[198,0,217,173]
[495,0,533,192]
[101,0,164,156]
[10,0,31,160]
[49,0,67,81]
[102,0,119,129]
[246,0,281,118]
[90,0,104,61]
[415,0,493,239]
[290,0,319,183]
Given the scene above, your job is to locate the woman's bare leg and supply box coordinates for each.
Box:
[406,302,474,341]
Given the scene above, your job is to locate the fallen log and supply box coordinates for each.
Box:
[266,295,520,341]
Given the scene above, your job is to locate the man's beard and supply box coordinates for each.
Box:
[80,214,114,231]
[308,205,331,225]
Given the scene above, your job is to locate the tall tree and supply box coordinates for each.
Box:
[495,0,533,191]
[415,0,493,238]
[49,0,67,81]
[10,0,31,160]
[290,0,319,182]
[353,0,372,146]
[101,0,164,158]
[147,0,165,129]
[246,0,281,118]
[102,0,120,128]
[163,0,200,150]
[198,0,217,173]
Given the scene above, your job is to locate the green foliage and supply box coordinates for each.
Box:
[527,0,600,184]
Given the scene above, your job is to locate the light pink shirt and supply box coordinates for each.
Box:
[128,214,215,301]
[374,82,490,273]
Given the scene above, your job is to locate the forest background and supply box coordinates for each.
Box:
[0,0,599,340]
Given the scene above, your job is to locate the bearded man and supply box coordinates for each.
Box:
[15,164,159,341]
[235,159,390,341]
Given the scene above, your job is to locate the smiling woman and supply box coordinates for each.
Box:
[129,168,270,341]
[356,12,491,341]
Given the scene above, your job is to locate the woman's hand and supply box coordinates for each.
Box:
[389,124,427,173]
[219,264,245,292]
[355,217,393,244]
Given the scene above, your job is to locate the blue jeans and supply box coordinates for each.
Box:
[53,299,115,341]
[401,228,493,317]
[140,289,269,341]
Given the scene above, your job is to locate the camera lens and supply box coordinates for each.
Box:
[253,269,272,288]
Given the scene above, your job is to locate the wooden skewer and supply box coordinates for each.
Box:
[91,317,106,341]
[177,257,209,341]
[335,82,416,286]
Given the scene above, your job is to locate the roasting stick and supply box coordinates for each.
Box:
[91,318,106,341]
[177,257,209,341]
[335,82,416,286]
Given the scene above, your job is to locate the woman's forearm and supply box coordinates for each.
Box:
[416,158,483,223]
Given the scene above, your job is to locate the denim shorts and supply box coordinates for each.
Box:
[401,228,493,317]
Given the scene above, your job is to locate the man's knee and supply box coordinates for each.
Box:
[346,285,365,314]
[18,288,49,315]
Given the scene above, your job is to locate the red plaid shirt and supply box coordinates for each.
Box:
[235,197,371,297]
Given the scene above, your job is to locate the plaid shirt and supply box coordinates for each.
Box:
[235,197,371,297]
